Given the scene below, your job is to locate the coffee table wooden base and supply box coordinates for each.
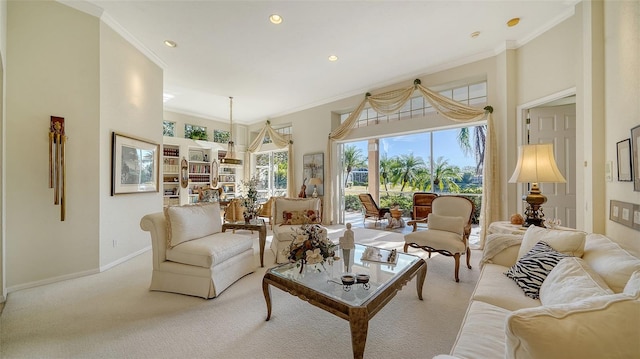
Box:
[263,259,426,359]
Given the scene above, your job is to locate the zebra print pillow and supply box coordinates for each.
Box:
[505,241,571,299]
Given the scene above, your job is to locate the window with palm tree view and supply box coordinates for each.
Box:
[342,81,486,224]
[255,151,288,201]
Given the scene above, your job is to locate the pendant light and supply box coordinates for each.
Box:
[220,96,242,165]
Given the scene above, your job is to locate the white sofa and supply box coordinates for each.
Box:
[270,197,324,263]
[140,203,256,299]
[436,226,640,359]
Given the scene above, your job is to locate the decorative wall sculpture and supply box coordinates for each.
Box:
[49,116,67,221]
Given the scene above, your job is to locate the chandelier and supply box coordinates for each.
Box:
[220,96,242,165]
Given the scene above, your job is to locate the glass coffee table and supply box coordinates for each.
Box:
[262,244,427,359]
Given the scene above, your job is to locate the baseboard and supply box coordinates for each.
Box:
[6,246,152,294]
[7,267,100,294]
[100,246,151,272]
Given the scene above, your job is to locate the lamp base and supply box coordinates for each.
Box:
[523,184,546,227]
[312,186,318,198]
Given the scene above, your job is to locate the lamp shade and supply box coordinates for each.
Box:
[309,177,323,186]
[509,144,566,183]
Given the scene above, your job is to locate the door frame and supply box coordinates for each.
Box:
[515,87,576,217]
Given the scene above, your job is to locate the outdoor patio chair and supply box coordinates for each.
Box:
[404,196,474,282]
[412,192,438,221]
[358,193,390,226]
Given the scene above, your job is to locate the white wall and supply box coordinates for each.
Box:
[603,0,640,255]
[6,1,101,289]
[98,22,163,268]
[0,0,6,301]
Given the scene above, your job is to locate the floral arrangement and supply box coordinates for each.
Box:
[285,224,336,272]
[240,175,260,220]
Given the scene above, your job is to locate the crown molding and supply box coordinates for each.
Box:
[57,0,167,70]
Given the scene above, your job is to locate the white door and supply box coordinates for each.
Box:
[528,104,577,228]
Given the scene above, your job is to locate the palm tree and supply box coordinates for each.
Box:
[412,167,432,191]
[432,156,462,193]
[379,154,393,193]
[343,145,366,187]
[457,125,486,175]
[393,153,425,192]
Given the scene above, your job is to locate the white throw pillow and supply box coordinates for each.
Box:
[517,225,586,260]
[506,293,640,359]
[624,270,640,296]
[540,257,613,306]
[583,234,640,293]
[164,203,222,248]
[427,213,465,235]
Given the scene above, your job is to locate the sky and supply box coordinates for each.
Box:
[348,128,477,169]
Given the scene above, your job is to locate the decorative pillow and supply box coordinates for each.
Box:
[506,293,640,358]
[623,270,640,296]
[427,213,465,235]
[164,203,222,248]
[583,234,640,293]
[518,225,586,260]
[505,241,570,299]
[281,210,320,225]
[540,257,613,306]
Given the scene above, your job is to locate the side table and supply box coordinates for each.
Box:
[222,219,267,267]
[488,221,528,235]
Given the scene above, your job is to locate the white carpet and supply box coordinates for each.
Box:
[0,226,480,359]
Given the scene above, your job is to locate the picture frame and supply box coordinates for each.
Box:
[631,125,640,191]
[222,183,235,194]
[303,152,324,197]
[616,138,632,181]
[189,150,204,161]
[610,199,640,231]
[111,132,159,195]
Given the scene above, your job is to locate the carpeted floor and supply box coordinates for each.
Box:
[0,225,480,359]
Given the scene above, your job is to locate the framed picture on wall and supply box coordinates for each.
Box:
[632,125,640,191]
[616,138,632,181]
[303,152,324,197]
[111,132,159,195]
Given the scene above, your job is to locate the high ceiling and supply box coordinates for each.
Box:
[81,0,578,125]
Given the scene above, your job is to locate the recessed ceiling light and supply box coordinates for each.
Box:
[328,55,338,62]
[507,17,520,27]
[164,40,177,48]
[269,14,283,24]
[470,31,481,38]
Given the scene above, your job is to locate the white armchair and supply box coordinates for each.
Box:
[270,197,325,263]
[404,196,474,282]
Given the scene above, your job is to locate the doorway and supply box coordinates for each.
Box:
[518,92,577,228]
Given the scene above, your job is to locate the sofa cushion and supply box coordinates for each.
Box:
[582,234,640,293]
[505,241,570,299]
[427,214,465,235]
[166,231,253,268]
[518,225,586,260]
[281,209,320,225]
[539,257,613,306]
[506,293,640,359]
[164,203,222,248]
[450,300,511,359]
[472,264,541,311]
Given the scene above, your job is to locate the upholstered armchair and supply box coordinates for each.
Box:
[270,197,325,263]
[404,196,474,282]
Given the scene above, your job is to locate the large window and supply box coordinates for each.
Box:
[255,150,288,200]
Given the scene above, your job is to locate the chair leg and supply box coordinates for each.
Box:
[403,243,409,252]
[466,247,472,269]
[453,253,460,282]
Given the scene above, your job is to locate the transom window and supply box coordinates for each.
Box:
[340,81,487,128]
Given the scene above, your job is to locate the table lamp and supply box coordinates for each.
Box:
[508,143,566,227]
[309,177,322,198]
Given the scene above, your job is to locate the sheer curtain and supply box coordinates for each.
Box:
[326,80,499,248]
